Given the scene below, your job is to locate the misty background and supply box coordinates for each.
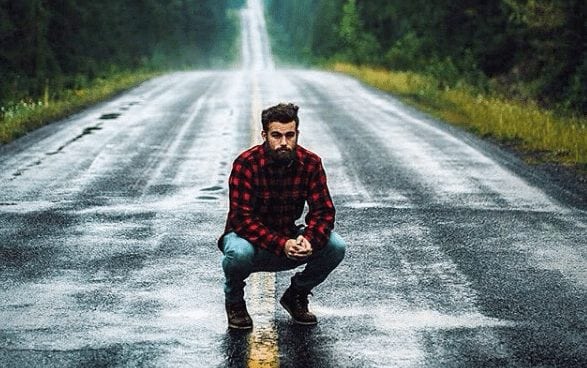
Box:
[0,0,585,114]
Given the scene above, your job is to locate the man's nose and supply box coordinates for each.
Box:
[280,136,288,145]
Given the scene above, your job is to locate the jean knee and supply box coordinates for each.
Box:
[222,233,255,272]
[326,232,346,263]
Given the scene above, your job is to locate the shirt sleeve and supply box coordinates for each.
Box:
[303,159,335,250]
[226,158,290,255]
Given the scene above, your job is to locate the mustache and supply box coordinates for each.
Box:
[270,146,296,162]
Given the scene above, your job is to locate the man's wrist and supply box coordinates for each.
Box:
[279,236,291,253]
[302,230,313,246]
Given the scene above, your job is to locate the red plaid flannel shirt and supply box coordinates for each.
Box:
[219,143,335,255]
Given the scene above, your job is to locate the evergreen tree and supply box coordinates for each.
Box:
[0,0,237,103]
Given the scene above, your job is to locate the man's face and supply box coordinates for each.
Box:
[262,121,298,162]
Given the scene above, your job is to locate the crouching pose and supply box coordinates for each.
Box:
[218,103,346,329]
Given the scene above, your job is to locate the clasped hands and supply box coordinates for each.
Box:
[284,235,312,260]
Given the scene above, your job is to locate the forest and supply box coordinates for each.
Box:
[266,0,586,115]
[0,0,242,105]
[2,1,583,115]
[0,0,584,156]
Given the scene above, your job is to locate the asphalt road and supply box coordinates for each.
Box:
[1,0,586,367]
[1,67,585,368]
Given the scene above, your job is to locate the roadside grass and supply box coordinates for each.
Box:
[0,70,159,144]
[331,62,587,169]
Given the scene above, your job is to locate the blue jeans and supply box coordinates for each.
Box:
[221,231,346,303]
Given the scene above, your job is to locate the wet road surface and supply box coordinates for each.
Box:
[1,0,586,367]
[1,69,585,368]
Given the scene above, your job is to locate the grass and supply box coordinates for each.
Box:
[0,70,159,144]
[3,62,585,170]
[331,62,587,168]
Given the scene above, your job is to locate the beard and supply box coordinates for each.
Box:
[268,145,296,164]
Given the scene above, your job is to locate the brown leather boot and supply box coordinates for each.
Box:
[280,286,318,325]
[225,300,253,330]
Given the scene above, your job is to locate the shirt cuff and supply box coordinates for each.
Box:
[272,235,290,255]
[303,228,321,250]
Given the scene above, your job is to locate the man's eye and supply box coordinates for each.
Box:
[285,133,296,138]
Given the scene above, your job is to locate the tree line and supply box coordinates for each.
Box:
[0,0,242,104]
[266,0,586,114]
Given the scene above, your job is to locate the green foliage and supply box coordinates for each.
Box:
[566,54,587,113]
[0,70,158,144]
[265,0,586,115]
[338,0,361,57]
[265,0,316,65]
[384,32,424,71]
[0,0,239,105]
[310,0,345,59]
[337,0,380,63]
[228,0,246,8]
[333,63,587,166]
[0,0,240,144]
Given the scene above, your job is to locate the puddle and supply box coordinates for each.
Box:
[82,126,102,134]
[46,125,102,156]
[146,184,177,195]
[100,113,121,120]
[201,186,223,192]
[46,146,65,156]
[197,195,218,200]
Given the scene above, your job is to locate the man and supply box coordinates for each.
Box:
[218,102,346,329]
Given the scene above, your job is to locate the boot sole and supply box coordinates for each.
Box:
[279,299,318,325]
[228,322,253,330]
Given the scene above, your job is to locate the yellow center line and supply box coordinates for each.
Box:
[247,273,279,367]
[247,73,280,368]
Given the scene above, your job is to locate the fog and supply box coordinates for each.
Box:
[240,0,275,71]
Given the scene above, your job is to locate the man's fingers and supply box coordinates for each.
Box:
[295,235,305,246]
[290,248,312,258]
[286,253,306,261]
[295,235,312,250]
[286,237,312,260]
[286,248,311,260]
[301,238,312,252]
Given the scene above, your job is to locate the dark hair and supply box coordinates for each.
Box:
[261,103,299,131]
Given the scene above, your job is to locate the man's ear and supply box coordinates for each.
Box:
[261,130,267,141]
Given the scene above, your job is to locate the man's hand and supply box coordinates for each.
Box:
[285,235,313,260]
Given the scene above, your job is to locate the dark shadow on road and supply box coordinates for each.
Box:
[218,322,342,368]
[275,321,337,368]
[0,342,162,368]
[0,210,76,282]
[219,329,250,368]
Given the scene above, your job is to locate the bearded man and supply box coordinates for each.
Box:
[218,102,346,329]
